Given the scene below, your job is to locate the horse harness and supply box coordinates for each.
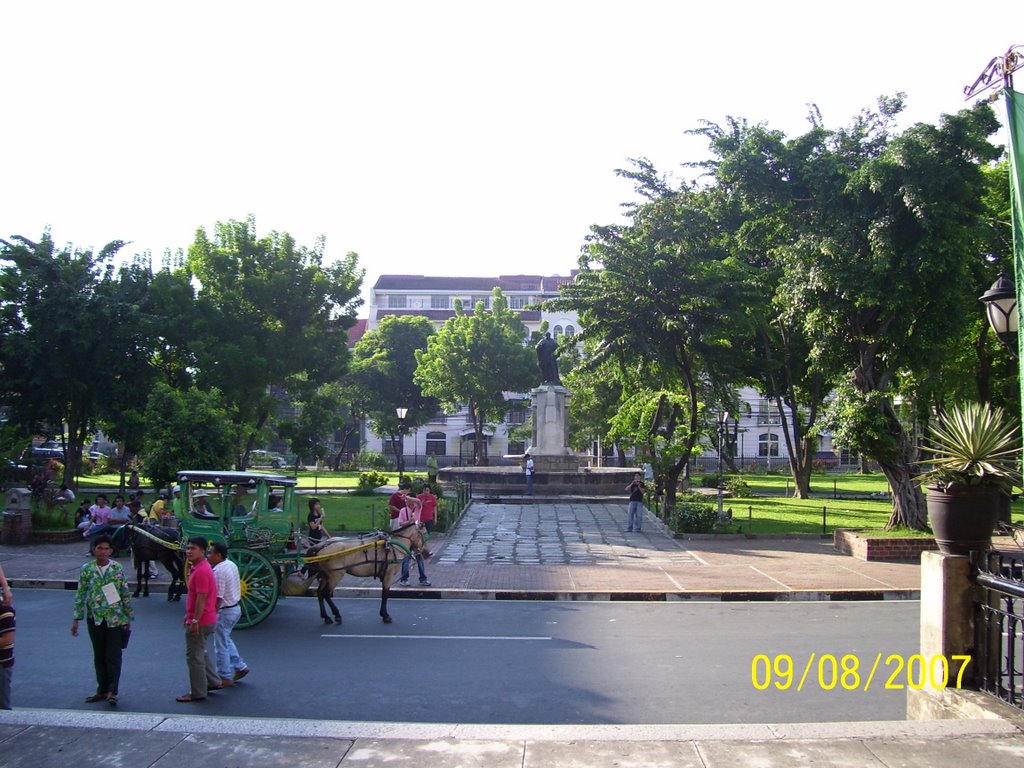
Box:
[308,526,424,582]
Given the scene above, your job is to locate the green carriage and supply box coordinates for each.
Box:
[174,470,303,628]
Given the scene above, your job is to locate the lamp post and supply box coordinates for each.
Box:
[395,407,408,482]
[979,271,1018,357]
[716,411,738,528]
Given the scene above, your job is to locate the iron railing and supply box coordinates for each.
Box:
[971,550,1024,711]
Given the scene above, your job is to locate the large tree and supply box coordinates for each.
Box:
[349,315,439,465]
[185,217,363,463]
[414,289,534,464]
[553,174,754,507]
[141,382,236,489]
[776,98,1002,528]
[692,118,836,498]
[0,231,149,486]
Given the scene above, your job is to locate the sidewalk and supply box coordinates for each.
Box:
[1,500,922,600]
[2,499,1021,767]
[1,709,1021,767]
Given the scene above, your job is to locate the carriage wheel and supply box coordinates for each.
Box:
[230,549,279,629]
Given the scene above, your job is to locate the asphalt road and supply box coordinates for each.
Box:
[15,591,918,724]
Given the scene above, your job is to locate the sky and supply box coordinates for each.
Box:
[2,2,1023,312]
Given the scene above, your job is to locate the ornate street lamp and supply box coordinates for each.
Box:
[395,407,408,481]
[979,271,1018,357]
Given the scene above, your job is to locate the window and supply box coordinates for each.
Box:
[508,440,526,455]
[553,325,564,336]
[565,324,575,336]
[425,432,447,456]
[387,294,407,309]
[756,399,780,426]
[509,296,529,309]
[758,432,780,457]
[506,407,527,425]
[431,295,449,309]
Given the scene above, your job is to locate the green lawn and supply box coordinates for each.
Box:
[77,469,421,492]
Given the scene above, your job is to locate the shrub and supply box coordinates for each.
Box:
[670,499,718,533]
[698,474,720,489]
[724,477,751,498]
[357,451,390,471]
[353,471,389,496]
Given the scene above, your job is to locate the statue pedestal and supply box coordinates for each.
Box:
[530,384,579,472]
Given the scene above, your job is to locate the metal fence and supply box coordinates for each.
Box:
[971,550,1024,711]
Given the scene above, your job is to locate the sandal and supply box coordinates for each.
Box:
[175,694,205,702]
[85,693,106,703]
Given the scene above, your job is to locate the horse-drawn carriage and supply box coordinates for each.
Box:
[120,469,428,629]
[174,470,300,628]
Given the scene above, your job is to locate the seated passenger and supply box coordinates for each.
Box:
[191,491,218,519]
[267,494,285,512]
[231,485,250,517]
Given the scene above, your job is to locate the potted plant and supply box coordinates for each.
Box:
[916,402,1021,555]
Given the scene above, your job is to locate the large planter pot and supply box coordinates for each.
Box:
[925,485,1001,555]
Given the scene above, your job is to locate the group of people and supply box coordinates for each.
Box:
[388,481,436,586]
[65,533,250,706]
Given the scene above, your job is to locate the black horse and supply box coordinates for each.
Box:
[112,523,186,600]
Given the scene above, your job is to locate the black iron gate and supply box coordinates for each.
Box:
[971,551,1024,711]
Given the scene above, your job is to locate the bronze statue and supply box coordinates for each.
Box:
[536,332,560,385]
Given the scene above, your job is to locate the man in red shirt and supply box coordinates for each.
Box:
[176,537,221,702]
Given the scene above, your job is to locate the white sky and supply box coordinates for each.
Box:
[2,2,1022,311]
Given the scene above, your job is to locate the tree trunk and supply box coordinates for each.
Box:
[879,459,927,530]
[789,436,813,499]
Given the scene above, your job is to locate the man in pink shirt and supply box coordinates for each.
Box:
[176,537,221,702]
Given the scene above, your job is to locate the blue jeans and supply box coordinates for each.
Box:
[401,554,427,583]
[213,605,246,679]
[526,472,533,495]
[627,501,644,532]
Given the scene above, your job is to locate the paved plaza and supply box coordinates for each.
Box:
[437,502,699,566]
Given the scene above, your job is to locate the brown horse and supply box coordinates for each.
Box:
[113,522,186,600]
[302,523,429,625]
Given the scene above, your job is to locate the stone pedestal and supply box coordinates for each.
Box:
[529,385,579,471]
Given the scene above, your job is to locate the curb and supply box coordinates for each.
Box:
[0,707,1017,742]
[8,577,920,602]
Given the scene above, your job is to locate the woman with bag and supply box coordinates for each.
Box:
[70,534,133,706]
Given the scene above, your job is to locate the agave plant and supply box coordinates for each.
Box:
[917,402,1022,493]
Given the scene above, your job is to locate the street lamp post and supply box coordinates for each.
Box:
[395,407,408,482]
[716,411,738,528]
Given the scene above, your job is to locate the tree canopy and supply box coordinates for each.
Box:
[414,289,534,464]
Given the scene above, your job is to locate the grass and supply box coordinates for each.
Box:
[724,496,893,536]
[77,470,423,492]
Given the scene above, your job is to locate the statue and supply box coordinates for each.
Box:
[536,332,561,385]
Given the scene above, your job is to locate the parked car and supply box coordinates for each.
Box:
[249,450,287,469]
[21,446,65,464]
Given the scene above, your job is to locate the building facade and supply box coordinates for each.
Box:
[361,273,579,466]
